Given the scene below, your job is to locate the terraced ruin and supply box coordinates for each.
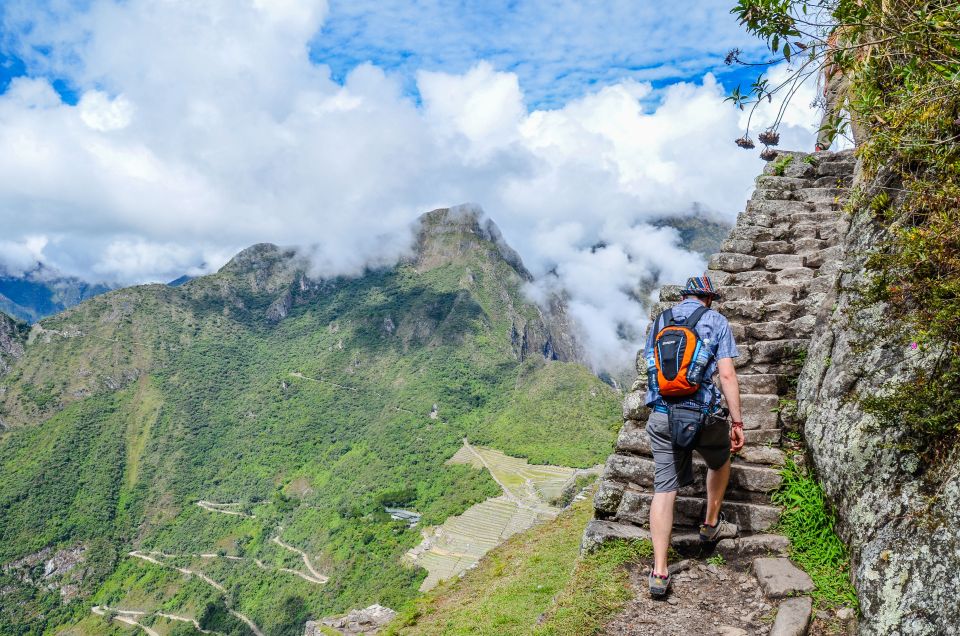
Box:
[408,441,600,590]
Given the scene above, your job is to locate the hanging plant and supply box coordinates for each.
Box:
[735,136,756,149]
[759,129,781,146]
[760,148,779,161]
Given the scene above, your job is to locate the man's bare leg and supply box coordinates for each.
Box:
[704,459,731,526]
[650,490,677,575]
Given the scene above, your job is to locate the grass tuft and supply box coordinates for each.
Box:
[771,459,858,609]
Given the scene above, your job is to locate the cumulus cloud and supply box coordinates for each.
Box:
[0,0,822,371]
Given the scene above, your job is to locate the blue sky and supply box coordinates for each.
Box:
[2,0,769,109]
[0,0,818,369]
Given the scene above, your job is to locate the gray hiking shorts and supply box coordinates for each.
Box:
[646,410,731,493]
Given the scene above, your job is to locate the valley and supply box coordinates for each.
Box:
[0,209,621,635]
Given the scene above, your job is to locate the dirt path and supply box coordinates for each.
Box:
[127,551,262,634]
[155,612,214,634]
[196,500,255,518]
[91,606,160,636]
[462,438,520,504]
[289,371,416,414]
[272,532,329,584]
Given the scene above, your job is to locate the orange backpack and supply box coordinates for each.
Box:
[652,306,711,398]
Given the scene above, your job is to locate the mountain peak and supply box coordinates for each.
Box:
[413,205,531,280]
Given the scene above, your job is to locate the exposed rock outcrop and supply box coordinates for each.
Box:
[0,311,27,378]
[797,162,960,634]
[305,604,397,635]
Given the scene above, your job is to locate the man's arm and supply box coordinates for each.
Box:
[717,357,745,452]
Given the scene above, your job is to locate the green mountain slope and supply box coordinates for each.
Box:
[0,208,620,635]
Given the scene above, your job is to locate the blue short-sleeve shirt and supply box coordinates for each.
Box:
[644,298,739,408]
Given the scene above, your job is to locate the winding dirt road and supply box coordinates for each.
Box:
[127,551,262,635]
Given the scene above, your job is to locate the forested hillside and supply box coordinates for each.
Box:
[0,208,621,635]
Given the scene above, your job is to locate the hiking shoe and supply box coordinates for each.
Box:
[699,513,738,542]
[648,571,671,598]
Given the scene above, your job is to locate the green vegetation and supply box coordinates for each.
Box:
[388,497,650,636]
[772,460,858,609]
[770,154,794,176]
[706,553,726,566]
[0,214,620,634]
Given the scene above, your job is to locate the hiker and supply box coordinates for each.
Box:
[643,276,745,598]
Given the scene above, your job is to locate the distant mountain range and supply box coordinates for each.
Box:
[0,266,113,323]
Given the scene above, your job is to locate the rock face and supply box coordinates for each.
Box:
[306,604,397,635]
[0,311,27,378]
[587,150,855,546]
[797,161,960,633]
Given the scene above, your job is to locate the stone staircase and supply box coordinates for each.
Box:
[583,149,855,554]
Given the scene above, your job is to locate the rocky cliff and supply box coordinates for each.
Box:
[797,165,960,634]
[0,311,27,378]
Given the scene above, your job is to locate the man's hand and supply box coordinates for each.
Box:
[730,424,745,453]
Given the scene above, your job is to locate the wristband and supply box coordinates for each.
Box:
[731,421,744,429]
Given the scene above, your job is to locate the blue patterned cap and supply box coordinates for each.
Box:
[680,276,721,299]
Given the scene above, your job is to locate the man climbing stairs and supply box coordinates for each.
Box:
[583,149,857,634]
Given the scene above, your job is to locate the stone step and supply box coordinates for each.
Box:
[762,254,806,271]
[813,174,852,188]
[771,596,813,636]
[715,533,790,559]
[754,175,810,191]
[719,284,798,303]
[791,211,842,225]
[602,453,783,495]
[749,339,808,365]
[817,160,857,177]
[615,420,785,463]
[582,520,791,558]
[738,373,788,395]
[737,445,787,466]
[615,491,781,533]
[747,199,815,217]
[719,238,754,255]
[727,225,788,242]
[717,300,799,323]
[745,428,782,445]
[753,240,793,256]
[794,187,845,203]
[709,252,759,273]
[740,394,781,429]
[754,557,815,598]
[803,245,843,268]
[791,237,829,254]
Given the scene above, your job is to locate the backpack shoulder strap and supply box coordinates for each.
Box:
[683,305,710,330]
[654,309,674,332]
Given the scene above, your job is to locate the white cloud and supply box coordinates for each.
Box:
[0,0,822,372]
[0,235,49,277]
[78,90,134,132]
